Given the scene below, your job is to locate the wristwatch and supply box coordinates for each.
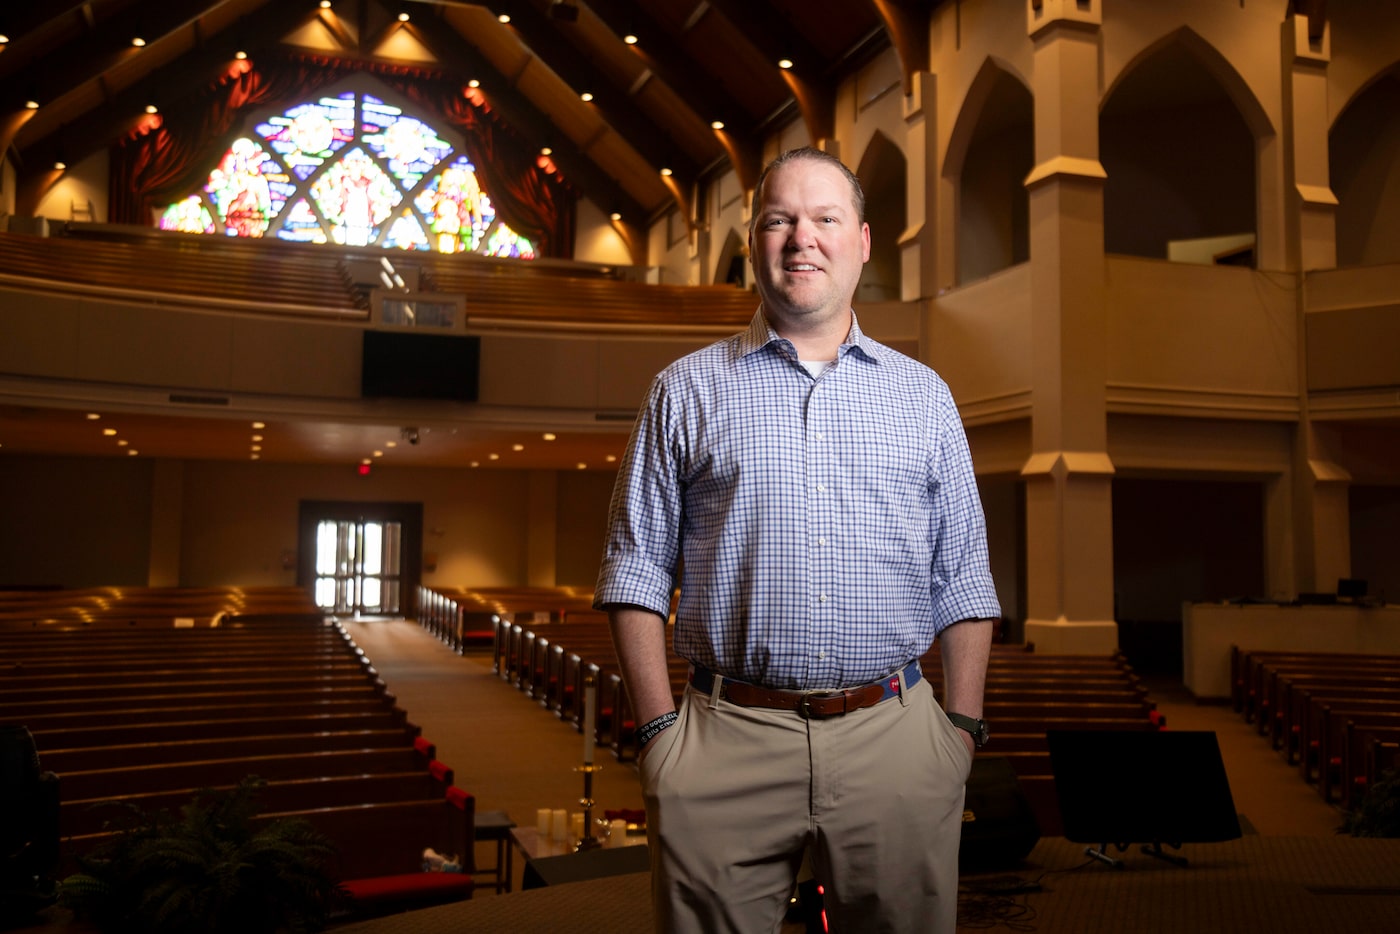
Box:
[947,712,990,748]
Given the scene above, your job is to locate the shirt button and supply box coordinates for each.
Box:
[816,432,824,441]
[817,484,826,492]
[818,651,827,660]
[819,594,828,603]
[817,537,827,546]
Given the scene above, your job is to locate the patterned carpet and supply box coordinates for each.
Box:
[332,835,1400,933]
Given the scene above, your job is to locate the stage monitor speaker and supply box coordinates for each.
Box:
[1047,730,1242,849]
[959,756,1041,873]
[521,843,650,889]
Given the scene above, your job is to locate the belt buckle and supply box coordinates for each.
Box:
[798,691,842,719]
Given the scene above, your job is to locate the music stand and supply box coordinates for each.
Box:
[1046,730,1242,868]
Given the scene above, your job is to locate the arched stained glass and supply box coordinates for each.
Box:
[159,88,535,258]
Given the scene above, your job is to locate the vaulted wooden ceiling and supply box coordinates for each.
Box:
[1,0,938,225]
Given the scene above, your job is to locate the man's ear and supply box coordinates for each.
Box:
[861,222,871,263]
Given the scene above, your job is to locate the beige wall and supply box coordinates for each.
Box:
[0,453,618,593]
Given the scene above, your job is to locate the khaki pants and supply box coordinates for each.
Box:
[639,672,972,934]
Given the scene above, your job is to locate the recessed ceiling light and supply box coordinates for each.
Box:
[468,79,480,89]
[251,445,261,452]
[235,50,248,60]
[497,13,510,24]
[252,435,263,442]
[373,450,383,457]
[660,167,672,177]
[541,146,552,156]
[576,462,587,470]
[623,34,638,45]
[542,433,557,441]
[117,439,129,447]
[321,1,332,8]
[252,421,265,429]
[778,58,794,70]
[128,450,139,456]
[711,120,725,130]
[131,37,146,48]
[387,441,397,448]
[512,443,525,452]
[251,453,260,460]
[470,461,480,468]
[53,161,66,171]
[145,104,158,114]
[102,428,117,437]
[606,455,617,463]
[580,92,594,102]
[398,11,410,21]
[489,453,500,460]
[609,212,621,221]
[361,458,372,465]
[24,100,39,110]
[86,413,101,420]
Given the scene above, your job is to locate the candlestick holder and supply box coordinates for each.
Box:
[574,763,603,851]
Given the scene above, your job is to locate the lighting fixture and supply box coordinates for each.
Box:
[711,120,725,130]
[542,433,557,441]
[252,435,263,442]
[398,11,410,22]
[623,34,638,45]
[489,453,500,460]
[580,92,594,102]
[117,440,129,447]
[373,450,384,457]
[25,100,39,110]
[576,463,587,470]
[252,421,265,429]
[86,413,101,420]
[54,160,67,171]
[512,443,525,452]
[145,104,158,114]
[128,450,139,456]
[660,167,673,177]
[468,79,480,88]
[131,36,146,48]
[498,13,511,24]
[235,50,248,60]
[778,58,793,70]
[320,1,332,8]
[541,146,553,156]
[251,445,262,452]
[609,212,621,222]
[102,428,117,437]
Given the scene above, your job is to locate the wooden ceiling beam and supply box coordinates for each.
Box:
[868,0,930,96]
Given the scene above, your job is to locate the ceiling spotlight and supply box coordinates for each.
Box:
[778,57,793,70]
[53,160,67,171]
[102,428,117,437]
[580,91,594,102]
[117,439,129,447]
[542,433,557,441]
[623,34,638,45]
[0,33,9,45]
[373,450,384,457]
[386,440,397,448]
[512,443,525,452]
[145,104,158,114]
[398,11,410,22]
[468,79,480,88]
[541,146,553,156]
[609,212,621,222]
[25,100,39,110]
[251,453,260,460]
[86,413,101,420]
[576,462,587,470]
[606,454,617,463]
[320,1,332,8]
[660,167,673,177]
[252,435,263,442]
[252,421,265,429]
[497,13,511,24]
[489,453,500,460]
[711,120,725,130]
[251,445,262,452]
[128,450,139,456]
[131,36,147,48]
[235,50,248,60]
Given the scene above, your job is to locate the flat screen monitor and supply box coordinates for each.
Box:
[1046,730,1242,847]
[361,330,480,402]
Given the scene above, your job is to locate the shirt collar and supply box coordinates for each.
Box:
[736,306,881,364]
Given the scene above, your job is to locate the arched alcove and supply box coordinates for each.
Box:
[1331,67,1400,267]
[944,60,1033,286]
[1100,35,1260,265]
[854,133,907,302]
[712,227,749,287]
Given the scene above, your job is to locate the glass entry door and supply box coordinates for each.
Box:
[314,518,403,614]
[298,501,422,618]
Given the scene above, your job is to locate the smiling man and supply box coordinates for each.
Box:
[596,147,1000,933]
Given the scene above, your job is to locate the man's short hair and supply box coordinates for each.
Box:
[749,147,866,236]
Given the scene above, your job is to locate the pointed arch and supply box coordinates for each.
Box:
[855,131,907,302]
[942,58,1033,285]
[1100,29,1262,264]
[1330,64,1400,266]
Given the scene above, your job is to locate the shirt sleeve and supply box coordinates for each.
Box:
[593,375,683,619]
[928,398,1002,632]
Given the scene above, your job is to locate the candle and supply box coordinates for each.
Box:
[609,818,627,847]
[536,808,551,837]
[570,812,584,843]
[552,808,568,843]
[583,679,597,764]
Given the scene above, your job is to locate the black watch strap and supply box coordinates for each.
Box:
[947,712,989,748]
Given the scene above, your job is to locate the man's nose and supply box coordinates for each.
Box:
[786,218,816,248]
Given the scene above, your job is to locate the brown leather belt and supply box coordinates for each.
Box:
[688,660,921,719]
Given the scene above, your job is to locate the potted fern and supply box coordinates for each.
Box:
[59,777,344,934]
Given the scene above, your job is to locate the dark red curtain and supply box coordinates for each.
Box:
[110,53,574,257]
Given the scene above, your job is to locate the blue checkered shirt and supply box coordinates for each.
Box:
[595,309,1001,690]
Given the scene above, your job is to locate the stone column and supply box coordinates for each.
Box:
[900,71,938,302]
[1020,0,1117,654]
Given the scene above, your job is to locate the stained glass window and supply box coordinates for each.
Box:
[159,89,535,258]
